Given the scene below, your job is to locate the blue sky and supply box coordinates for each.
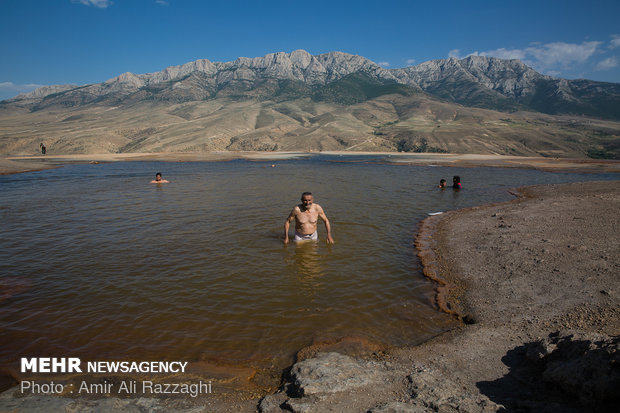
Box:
[1,0,619,100]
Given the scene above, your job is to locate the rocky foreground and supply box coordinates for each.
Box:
[1,180,618,412]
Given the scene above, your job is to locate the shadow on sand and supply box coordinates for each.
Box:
[477,332,620,413]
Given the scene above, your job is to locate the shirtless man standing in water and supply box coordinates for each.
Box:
[284,192,334,244]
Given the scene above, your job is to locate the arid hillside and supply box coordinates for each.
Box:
[1,92,618,158]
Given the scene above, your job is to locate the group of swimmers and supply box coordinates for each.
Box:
[149,172,461,245]
[439,176,461,190]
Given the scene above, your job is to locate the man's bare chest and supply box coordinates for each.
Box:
[296,209,318,223]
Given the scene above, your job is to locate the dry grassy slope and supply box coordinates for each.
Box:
[1,93,618,157]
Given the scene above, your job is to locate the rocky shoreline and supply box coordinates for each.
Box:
[257,180,620,413]
[1,178,618,412]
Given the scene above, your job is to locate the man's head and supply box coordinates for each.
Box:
[301,192,313,208]
[155,172,162,181]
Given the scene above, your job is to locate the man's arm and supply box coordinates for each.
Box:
[284,209,296,244]
[317,206,334,244]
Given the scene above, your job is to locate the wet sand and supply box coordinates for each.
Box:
[1,155,619,411]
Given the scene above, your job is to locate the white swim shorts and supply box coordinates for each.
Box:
[294,231,318,242]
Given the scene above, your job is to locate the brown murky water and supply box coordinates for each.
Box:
[1,155,617,387]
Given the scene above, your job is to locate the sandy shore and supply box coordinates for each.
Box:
[399,180,620,411]
[1,172,618,411]
[2,151,620,175]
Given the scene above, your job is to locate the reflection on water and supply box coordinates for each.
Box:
[288,241,326,280]
[0,156,617,381]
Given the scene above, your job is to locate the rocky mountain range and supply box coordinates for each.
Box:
[1,50,619,158]
[7,50,620,119]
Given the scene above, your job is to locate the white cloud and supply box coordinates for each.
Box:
[449,40,605,77]
[0,82,45,100]
[524,41,601,69]
[448,49,461,59]
[155,0,169,5]
[406,58,416,65]
[610,34,620,49]
[0,82,44,92]
[596,56,619,71]
[73,0,112,8]
[378,61,390,67]
[479,48,526,61]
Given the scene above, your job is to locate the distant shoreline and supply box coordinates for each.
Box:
[2,151,620,175]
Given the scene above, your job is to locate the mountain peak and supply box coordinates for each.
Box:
[289,49,313,68]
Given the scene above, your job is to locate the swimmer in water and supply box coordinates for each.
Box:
[439,179,447,189]
[150,172,169,184]
[453,175,461,189]
[284,192,334,244]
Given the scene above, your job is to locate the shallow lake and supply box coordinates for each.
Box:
[0,155,617,383]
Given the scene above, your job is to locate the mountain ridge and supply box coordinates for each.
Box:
[13,50,396,99]
[7,50,619,121]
